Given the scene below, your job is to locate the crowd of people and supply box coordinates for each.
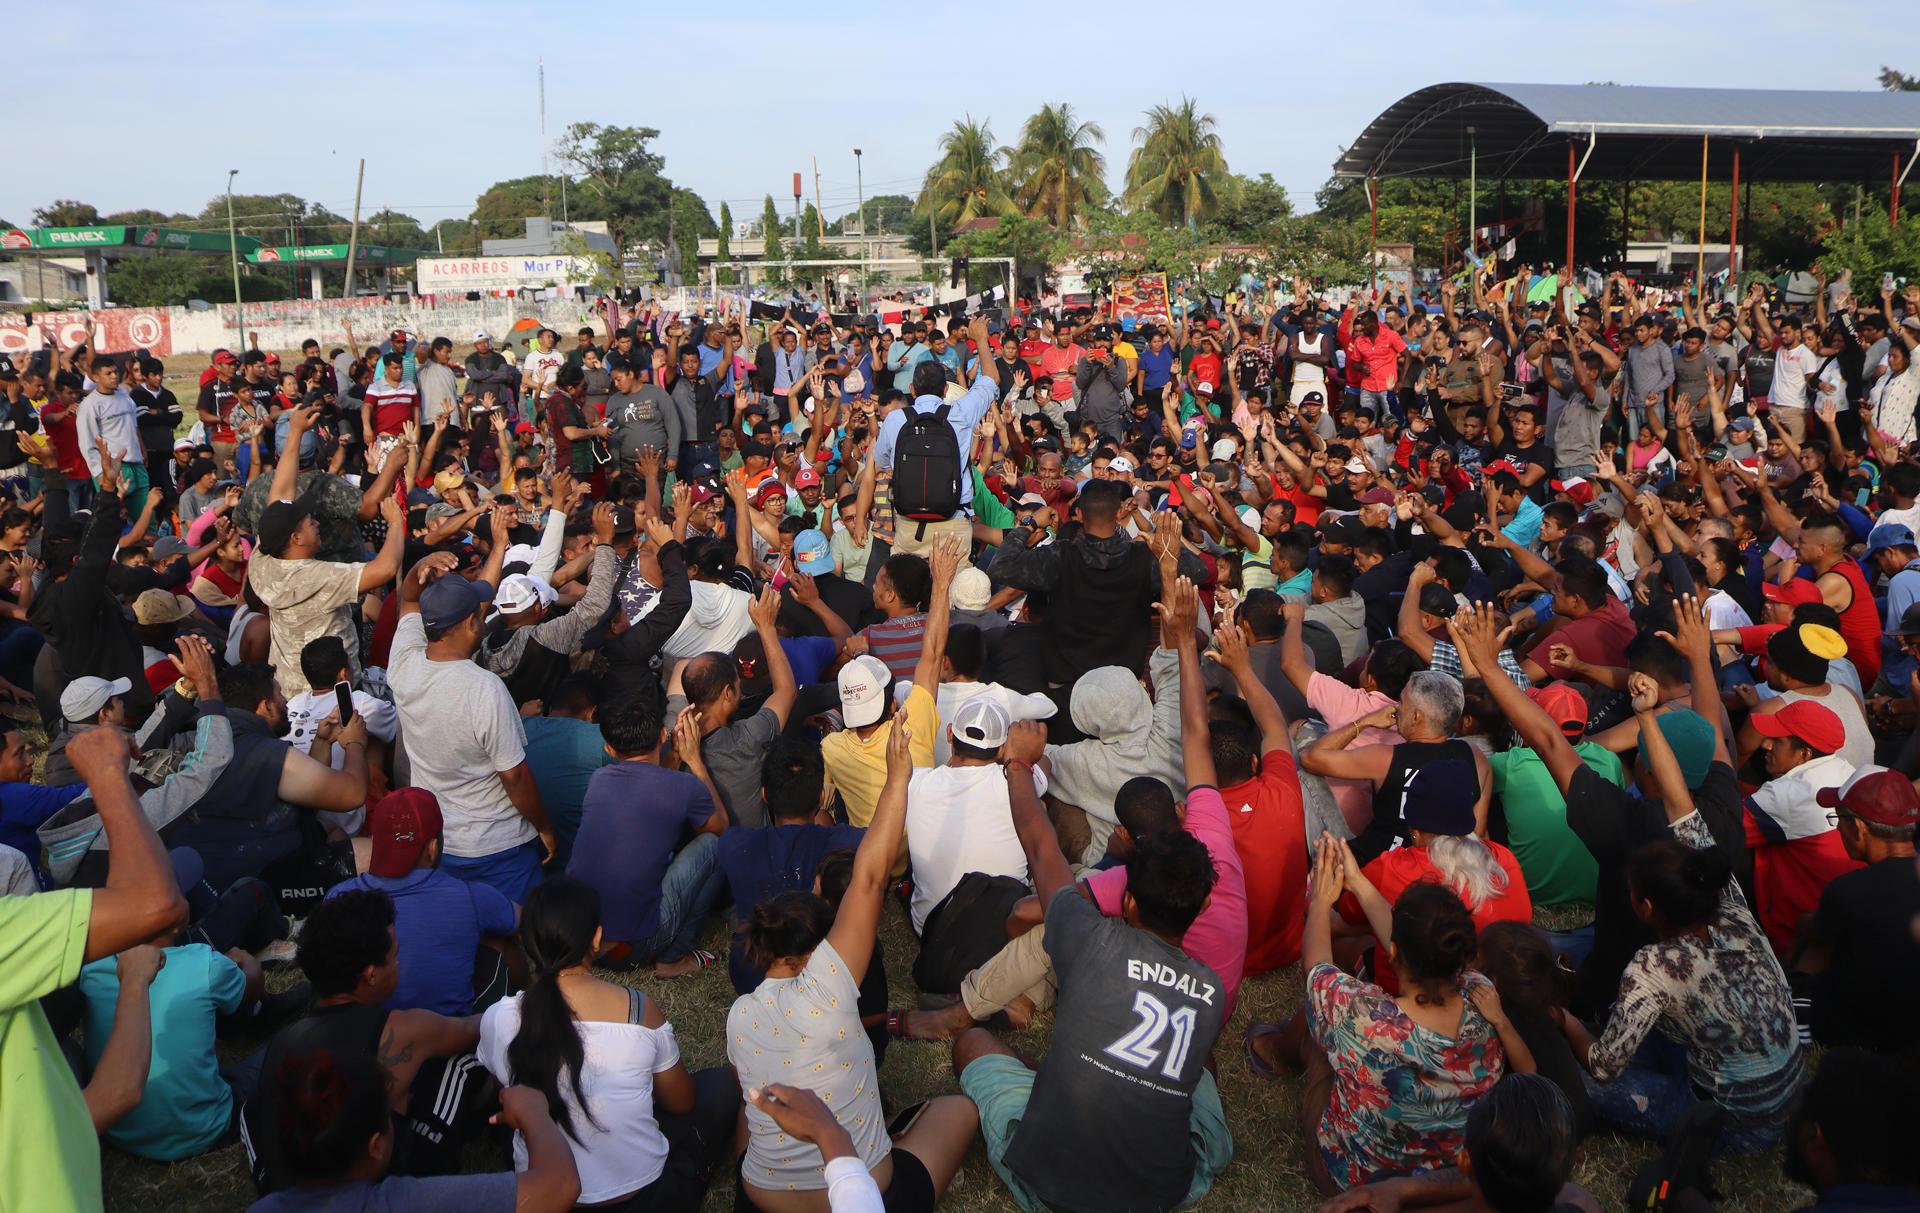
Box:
[4,259,1920,1213]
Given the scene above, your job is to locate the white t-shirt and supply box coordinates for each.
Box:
[285,686,399,836]
[388,614,530,858]
[478,993,680,1203]
[524,349,565,394]
[1770,344,1821,411]
[1703,589,1754,634]
[905,763,1035,934]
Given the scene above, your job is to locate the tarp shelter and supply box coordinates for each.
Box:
[0,225,261,308]
[246,243,429,299]
[1334,82,1920,276]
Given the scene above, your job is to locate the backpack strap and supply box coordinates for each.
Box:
[932,403,951,424]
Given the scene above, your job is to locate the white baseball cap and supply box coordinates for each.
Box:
[1107,454,1135,476]
[1211,437,1238,461]
[836,654,892,728]
[502,543,542,571]
[61,676,132,724]
[493,573,556,615]
[472,330,491,343]
[949,696,1011,751]
[950,567,992,611]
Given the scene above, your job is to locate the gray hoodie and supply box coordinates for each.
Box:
[1305,593,1369,669]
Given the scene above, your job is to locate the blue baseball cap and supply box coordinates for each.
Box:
[1867,522,1915,555]
[794,528,834,575]
[419,575,494,631]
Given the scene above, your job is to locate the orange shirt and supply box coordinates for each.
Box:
[1338,843,1533,994]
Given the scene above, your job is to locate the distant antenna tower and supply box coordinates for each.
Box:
[539,58,550,220]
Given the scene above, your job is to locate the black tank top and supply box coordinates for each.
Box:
[1353,737,1479,866]
[243,1001,392,1194]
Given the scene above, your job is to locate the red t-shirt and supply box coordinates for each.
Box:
[1543,597,1637,679]
[1338,843,1532,994]
[1823,560,1882,685]
[1219,751,1308,975]
[1269,475,1326,527]
[1187,351,1223,392]
[1018,337,1050,377]
[41,403,88,480]
[1038,343,1082,402]
[364,381,419,438]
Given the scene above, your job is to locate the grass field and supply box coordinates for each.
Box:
[94,900,1815,1213]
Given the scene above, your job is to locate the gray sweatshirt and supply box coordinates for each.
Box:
[607,386,681,462]
[1074,355,1131,438]
[1623,339,1673,409]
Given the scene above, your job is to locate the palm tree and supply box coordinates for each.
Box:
[917,117,1016,227]
[1005,103,1108,228]
[1125,98,1232,228]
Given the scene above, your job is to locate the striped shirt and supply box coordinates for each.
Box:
[860,613,926,681]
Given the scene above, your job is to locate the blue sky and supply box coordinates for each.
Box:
[8,1,1904,233]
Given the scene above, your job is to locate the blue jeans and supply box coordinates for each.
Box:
[1546,924,1596,969]
[441,839,545,904]
[633,832,723,963]
[1360,388,1401,422]
[1583,1033,1785,1155]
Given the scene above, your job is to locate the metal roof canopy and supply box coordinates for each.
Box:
[1334,82,1920,183]
[246,243,426,266]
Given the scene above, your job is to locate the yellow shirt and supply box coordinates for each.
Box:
[821,683,936,827]
[1111,338,1139,381]
[0,889,96,1213]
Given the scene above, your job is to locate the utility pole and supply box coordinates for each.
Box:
[226,170,245,350]
[539,59,550,220]
[854,148,866,314]
[1466,126,1477,263]
[812,157,825,238]
[930,213,938,257]
[343,158,365,300]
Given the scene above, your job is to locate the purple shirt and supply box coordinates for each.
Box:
[568,761,716,943]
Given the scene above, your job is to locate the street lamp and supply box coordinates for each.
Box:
[226,170,245,351]
[854,148,866,315]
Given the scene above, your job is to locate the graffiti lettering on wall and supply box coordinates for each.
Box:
[0,309,173,357]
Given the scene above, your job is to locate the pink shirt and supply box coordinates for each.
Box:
[1085,785,1248,1017]
[1306,671,1401,834]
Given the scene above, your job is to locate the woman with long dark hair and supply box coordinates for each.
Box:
[729,710,978,1213]
[257,1046,578,1212]
[478,877,738,1212]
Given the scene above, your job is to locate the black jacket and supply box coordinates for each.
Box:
[990,528,1206,685]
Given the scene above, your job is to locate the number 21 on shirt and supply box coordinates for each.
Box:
[1104,991,1197,1080]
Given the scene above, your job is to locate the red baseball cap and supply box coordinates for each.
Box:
[1549,477,1595,506]
[513,421,536,437]
[1762,579,1823,607]
[1526,683,1589,738]
[367,788,444,877]
[793,466,822,489]
[1816,766,1920,827]
[1750,700,1846,755]
[212,351,238,366]
[752,479,789,506]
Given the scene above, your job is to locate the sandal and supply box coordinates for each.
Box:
[1243,1020,1286,1080]
[660,948,717,979]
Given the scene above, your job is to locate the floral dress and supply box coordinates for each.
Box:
[1306,963,1507,1189]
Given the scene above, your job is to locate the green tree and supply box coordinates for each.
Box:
[830,194,915,236]
[1005,103,1107,228]
[671,188,718,241]
[917,117,1016,227]
[717,202,735,285]
[555,122,673,285]
[429,218,476,254]
[102,208,173,226]
[364,209,428,250]
[472,176,554,239]
[1881,67,1920,90]
[1209,173,1293,242]
[947,214,1068,297]
[33,200,101,227]
[761,195,786,286]
[1818,209,1920,282]
[1125,98,1232,227]
[110,257,282,307]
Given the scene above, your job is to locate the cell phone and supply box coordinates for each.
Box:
[334,681,355,725]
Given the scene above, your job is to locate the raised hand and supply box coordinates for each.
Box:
[642,507,673,550]
[1209,612,1253,673]
[1628,671,1661,713]
[1308,834,1347,910]
[1445,600,1505,678]
[1155,574,1199,639]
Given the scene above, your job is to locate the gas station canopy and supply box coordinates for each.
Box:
[246,243,428,265]
[1,224,260,255]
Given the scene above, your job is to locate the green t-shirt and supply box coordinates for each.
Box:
[1240,534,1276,592]
[1488,741,1621,906]
[0,888,96,1213]
[971,468,1016,531]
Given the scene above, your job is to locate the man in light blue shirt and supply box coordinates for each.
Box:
[872,317,1001,557]
[1870,523,1920,690]
[1492,468,1545,550]
[697,321,736,399]
[886,321,934,393]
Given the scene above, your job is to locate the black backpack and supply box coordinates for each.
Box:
[890,402,962,528]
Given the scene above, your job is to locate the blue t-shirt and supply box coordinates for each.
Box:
[780,635,839,686]
[1136,346,1176,391]
[520,715,615,866]
[567,762,716,944]
[80,943,247,1161]
[0,781,86,869]
[328,868,516,1016]
[245,1173,518,1213]
[718,822,866,993]
[1502,495,1545,550]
